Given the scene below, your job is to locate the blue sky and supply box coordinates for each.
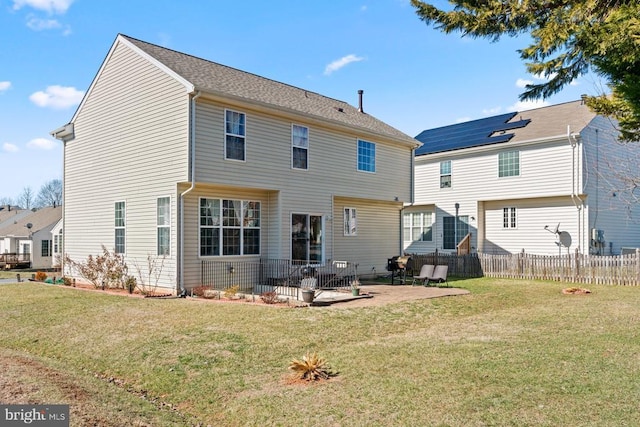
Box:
[0,0,600,203]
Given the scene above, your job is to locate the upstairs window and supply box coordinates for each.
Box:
[440,160,451,188]
[357,139,376,172]
[292,124,309,170]
[498,151,519,177]
[225,109,246,161]
[115,201,126,254]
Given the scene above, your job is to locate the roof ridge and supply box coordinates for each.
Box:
[119,34,351,107]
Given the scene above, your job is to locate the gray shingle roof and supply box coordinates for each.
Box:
[0,206,62,237]
[121,35,418,146]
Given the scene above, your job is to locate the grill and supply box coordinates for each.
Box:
[386,255,412,285]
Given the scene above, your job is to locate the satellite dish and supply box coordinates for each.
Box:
[558,231,572,248]
[553,223,560,234]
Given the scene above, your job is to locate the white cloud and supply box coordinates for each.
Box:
[455,117,471,123]
[482,106,502,115]
[30,85,84,109]
[13,0,74,14]
[3,143,19,152]
[324,54,365,75]
[515,78,533,88]
[27,138,57,150]
[0,81,11,92]
[27,17,61,30]
[508,99,549,112]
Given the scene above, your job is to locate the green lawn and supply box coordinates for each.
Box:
[1,279,638,426]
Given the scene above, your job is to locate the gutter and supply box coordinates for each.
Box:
[568,125,583,252]
[178,90,201,296]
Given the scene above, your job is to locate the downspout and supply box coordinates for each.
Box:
[179,91,201,295]
[568,125,583,252]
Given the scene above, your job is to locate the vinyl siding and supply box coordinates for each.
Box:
[581,116,640,254]
[483,197,582,255]
[413,137,583,255]
[333,197,403,277]
[64,40,190,291]
[180,186,273,289]
[194,99,413,202]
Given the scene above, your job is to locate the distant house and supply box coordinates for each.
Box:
[0,206,62,269]
[52,34,420,293]
[407,100,640,256]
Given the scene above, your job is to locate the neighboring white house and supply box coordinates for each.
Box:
[52,34,420,294]
[406,100,640,256]
[0,206,62,269]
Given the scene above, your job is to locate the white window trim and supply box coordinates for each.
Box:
[199,197,261,257]
[440,160,452,189]
[498,150,520,178]
[503,207,517,229]
[344,207,357,236]
[357,139,376,173]
[404,211,434,242]
[157,196,171,256]
[115,200,126,254]
[291,124,309,170]
[224,109,246,162]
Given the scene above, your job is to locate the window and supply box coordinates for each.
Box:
[403,212,433,242]
[344,208,357,236]
[357,139,376,172]
[503,207,517,229]
[41,240,52,257]
[292,124,309,170]
[440,160,451,188]
[115,201,126,254]
[199,198,260,256]
[225,109,245,161]
[53,229,62,254]
[443,216,469,250]
[157,197,171,255]
[498,151,519,177]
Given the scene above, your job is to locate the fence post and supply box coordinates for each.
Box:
[574,248,580,282]
[637,249,640,286]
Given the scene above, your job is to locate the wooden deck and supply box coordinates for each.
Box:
[0,253,31,269]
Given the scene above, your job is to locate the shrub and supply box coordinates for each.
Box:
[125,275,137,294]
[62,276,73,286]
[260,291,279,304]
[224,285,240,299]
[35,271,48,281]
[288,352,332,381]
[64,246,128,289]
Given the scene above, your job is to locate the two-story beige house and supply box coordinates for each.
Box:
[52,34,420,294]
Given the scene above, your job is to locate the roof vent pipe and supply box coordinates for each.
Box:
[358,89,364,113]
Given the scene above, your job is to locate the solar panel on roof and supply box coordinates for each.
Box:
[414,112,531,156]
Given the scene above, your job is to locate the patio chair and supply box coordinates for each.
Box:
[425,265,449,287]
[412,264,435,286]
